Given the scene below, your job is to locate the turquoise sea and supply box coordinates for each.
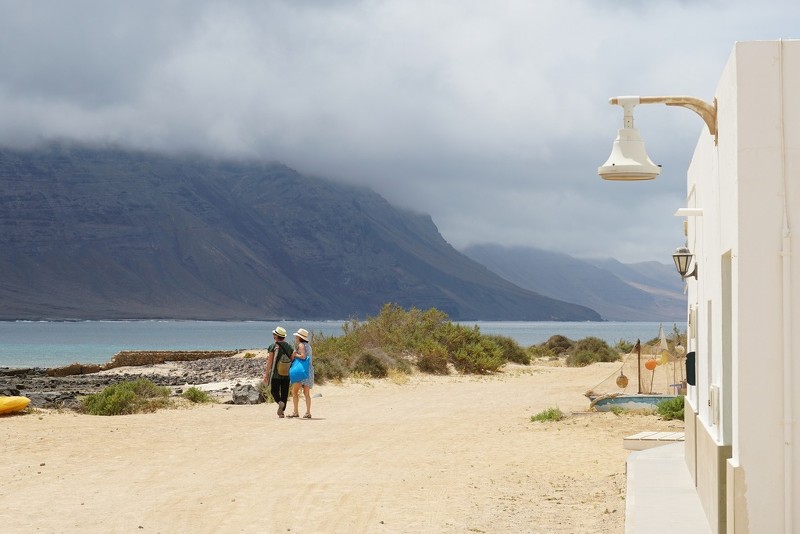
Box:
[0,320,686,369]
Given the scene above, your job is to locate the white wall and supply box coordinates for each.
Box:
[685,39,800,533]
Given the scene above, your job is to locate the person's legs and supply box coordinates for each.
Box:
[291,383,300,416]
[269,379,280,402]
[303,385,311,417]
[270,379,284,417]
[275,378,290,417]
[278,378,290,405]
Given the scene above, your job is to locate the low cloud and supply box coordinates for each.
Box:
[0,0,796,262]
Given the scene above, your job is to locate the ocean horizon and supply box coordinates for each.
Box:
[0,319,686,369]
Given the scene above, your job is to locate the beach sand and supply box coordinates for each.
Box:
[1,361,680,533]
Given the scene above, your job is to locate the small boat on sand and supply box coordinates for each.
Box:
[589,392,677,412]
[0,396,31,415]
[586,325,684,412]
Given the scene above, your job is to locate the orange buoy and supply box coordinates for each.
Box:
[644,359,657,371]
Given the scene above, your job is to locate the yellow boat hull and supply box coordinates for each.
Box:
[0,396,31,415]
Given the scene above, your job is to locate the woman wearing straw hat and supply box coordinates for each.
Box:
[287,328,314,419]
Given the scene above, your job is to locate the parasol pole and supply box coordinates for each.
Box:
[658,324,672,394]
[673,354,678,392]
[635,339,642,394]
[650,363,656,393]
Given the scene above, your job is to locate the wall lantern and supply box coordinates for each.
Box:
[672,246,698,279]
[598,95,718,181]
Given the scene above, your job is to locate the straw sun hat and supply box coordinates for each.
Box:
[272,326,287,338]
[293,328,310,341]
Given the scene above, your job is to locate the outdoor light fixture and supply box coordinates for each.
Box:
[598,96,718,181]
[672,246,698,279]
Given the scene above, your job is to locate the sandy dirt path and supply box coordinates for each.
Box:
[0,362,680,533]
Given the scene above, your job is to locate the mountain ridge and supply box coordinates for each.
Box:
[0,144,600,321]
[462,244,686,321]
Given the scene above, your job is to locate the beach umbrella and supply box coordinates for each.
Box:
[658,324,669,352]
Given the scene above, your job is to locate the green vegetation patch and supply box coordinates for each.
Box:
[544,335,574,355]
[528,325,688,368]
[182,386,213,404]
[302,306,685,381]
[81,378,171,415]
[657,395,685,420]
[312,304,528,381]
[614,339,635,353]
[565,337,620,367]
[352,352,389,378]
[531,407,566,422]
[528,334,622,367]
[486,334,530,365]
[256,380,273,403]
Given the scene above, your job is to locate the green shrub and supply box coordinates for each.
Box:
[438,321,482,352]
[128,379,170,398]
[614,339,635,353]
[182,386,212,403]
[310,353,346,384]
[82,379,171,415]
[657,395,685,420]
[451,339,504,373]
[486,335,530,364]
[531,407,565,422]
[527,344,557,360]
[392,357,413,375]
[574,337,620,361]
[417,341,450,374]
[352,352,389,378]
[306,304,545,377]
[314,330,361,370]
[565,337,621,367]
[566,349,598,367]
[544,335,573,354]
[256,380,274,403]
[83,387,135,416]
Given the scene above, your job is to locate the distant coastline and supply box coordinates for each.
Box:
[0,320,686,369]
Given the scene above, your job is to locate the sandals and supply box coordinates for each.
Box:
[287,414,299,418]
[303,414,312,419]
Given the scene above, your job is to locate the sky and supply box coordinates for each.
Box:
[0,1,797,263]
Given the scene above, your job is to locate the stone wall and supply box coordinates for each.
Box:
[104,350,241,369]
[47,350,241,376]
[46,363,103,377]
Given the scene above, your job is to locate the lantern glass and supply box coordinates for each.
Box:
[672,246,694,278]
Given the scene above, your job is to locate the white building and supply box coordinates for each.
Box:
[682,40,799,533]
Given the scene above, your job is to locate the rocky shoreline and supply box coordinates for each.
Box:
[0,351,268,410]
